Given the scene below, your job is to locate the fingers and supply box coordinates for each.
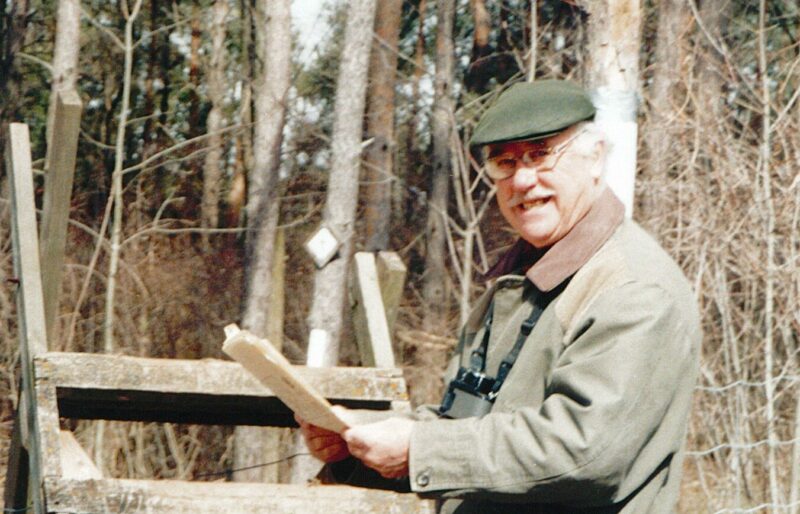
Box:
[341,418,412,478]
[296,414,350,463]
[308,435,350,463]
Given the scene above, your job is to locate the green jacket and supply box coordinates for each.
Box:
[332,190,701,513]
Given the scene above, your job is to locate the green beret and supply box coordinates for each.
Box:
[470,80,595,148]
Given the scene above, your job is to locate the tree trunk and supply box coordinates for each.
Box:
[0,0,30,179]
[465,0,491,92]
[201,0,229,248]
[422,0,455,332]
[188,1,201,134]
[46,0,81,157]
[142,0,160,165]
[98,0,145,475]
[228,0,254,235]
[306,0,377,366]
[641,0,688,219]
[235,0,292,484]
[363,0,402,251]
[403,0,427,221]
[528,0,537,81]
[578,0,642,217]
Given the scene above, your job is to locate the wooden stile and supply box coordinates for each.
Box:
[377,251,407,332]
[6,123,49,513]
[351,252,395,367]
[5,121,429,512]
[40,89,82,345]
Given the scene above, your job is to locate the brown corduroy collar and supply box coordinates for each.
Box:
[485,187,625,292]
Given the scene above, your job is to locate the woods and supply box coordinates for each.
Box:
[1,0,799,512]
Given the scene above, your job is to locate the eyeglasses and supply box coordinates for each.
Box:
[484,128,585,181]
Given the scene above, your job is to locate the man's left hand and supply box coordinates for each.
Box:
[342,417,414,479]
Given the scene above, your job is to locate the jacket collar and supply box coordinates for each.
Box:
[486,187,625,291]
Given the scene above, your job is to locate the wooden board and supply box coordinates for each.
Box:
[45,477,435,514]
[7,123,48,514]
[40,89,82,342]
[377,251,407,331]
[35,352,408,426]
[59,431,102,480]
[223,325,349,433]
[351,252,395,367]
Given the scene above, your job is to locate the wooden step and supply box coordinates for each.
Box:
[45,477,435,513]
[27,352,433,513]
[36,352,409,426]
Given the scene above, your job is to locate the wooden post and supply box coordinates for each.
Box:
[350,252,394,367]
[41,88,83,345]
[7,122,48,513]
[376,251,406,333]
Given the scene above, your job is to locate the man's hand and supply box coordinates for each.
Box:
[342,417,414,479]
[295,413,350,463]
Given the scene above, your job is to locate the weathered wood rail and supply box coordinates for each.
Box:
[39,352,408,426]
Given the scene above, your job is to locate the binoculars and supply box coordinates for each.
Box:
[439,367,497,419]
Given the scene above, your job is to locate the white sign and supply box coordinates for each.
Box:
[304,225,341,268]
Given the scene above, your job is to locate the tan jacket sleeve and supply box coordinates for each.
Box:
[407,281,700,507]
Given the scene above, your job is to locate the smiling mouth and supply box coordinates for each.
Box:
[519,197,550,210]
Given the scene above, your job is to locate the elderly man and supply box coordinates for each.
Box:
[298,79,701,513]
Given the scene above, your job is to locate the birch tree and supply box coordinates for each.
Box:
[363,0,402,251]
[578,0,642,217]
[305,0,377,366]
[422,0,455,332]
[235,0,291,483]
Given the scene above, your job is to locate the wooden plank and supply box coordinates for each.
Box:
[34,379,63,480]
[37,352,407,399]
[40,89,82,343]
[376,251,407,331]
[59,431,102,480]
[7,123,48,514]
[8,123,48,359]
[35,353,408,425]
[45,477,436,514]
[350,252,395,367]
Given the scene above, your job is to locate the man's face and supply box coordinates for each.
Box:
[487,125,605,248]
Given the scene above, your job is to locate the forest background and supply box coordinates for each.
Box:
[0,0,799,512]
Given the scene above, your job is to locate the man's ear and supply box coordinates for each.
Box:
[589,139,606,180]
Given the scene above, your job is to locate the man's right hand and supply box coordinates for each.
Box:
[295,413,351,463]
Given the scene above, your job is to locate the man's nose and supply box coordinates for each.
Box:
[511,164,538,190]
